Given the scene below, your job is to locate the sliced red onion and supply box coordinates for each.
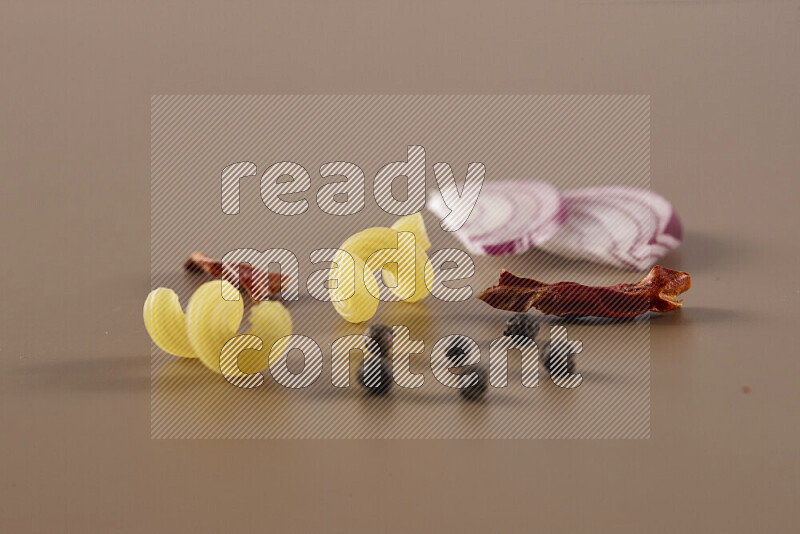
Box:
[427,180,567,256]
[537,186,682,271]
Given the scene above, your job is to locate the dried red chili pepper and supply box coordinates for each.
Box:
[184,251,286,301]
[477,265,691,319]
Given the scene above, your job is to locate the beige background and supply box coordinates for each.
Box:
[1,0,798,532]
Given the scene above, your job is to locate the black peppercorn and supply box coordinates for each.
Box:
[445,339,471,369]
[364,324,393,359]
[357,355,393,395]
[459,366,488,402]
[543,342,576,378]
[443,339,487,401]
[503,313,539,341]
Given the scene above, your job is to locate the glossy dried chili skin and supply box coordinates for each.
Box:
[184,252,286,301]
[477,265,691,319]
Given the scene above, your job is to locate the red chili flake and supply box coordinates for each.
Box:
[742,386,751,394]
[477,265,691,319]
[184,251,287,301]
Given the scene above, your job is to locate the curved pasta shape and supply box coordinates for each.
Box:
[329,252,381,324]
[143,288,197,359]
[329,214,434,323]
[144,281,293,374]
[244,298,293,373]
[390,212,431,251]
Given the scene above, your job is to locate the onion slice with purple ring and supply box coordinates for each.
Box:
[537,186,682,271]
[427,180,566,256]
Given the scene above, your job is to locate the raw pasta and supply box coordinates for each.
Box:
[329,214,434,323]
[144,281,293,374]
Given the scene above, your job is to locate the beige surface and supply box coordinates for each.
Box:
[1,1,798,532]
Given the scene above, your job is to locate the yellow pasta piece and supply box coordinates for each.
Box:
[186,281,244,373]
[143,288,196,359]
[330,216,434,323]
[330,252,380,324]
[243,301,294,373]
[390,212,432,251]
[338,227,402,259]
[145,280,293,375]
[364,230,431,302]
